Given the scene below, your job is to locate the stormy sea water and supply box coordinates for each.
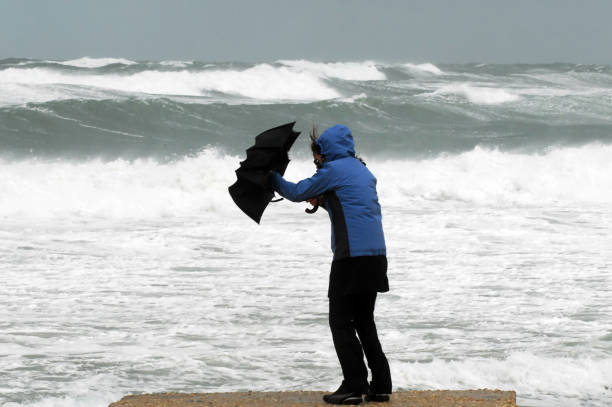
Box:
[1,58,611,407]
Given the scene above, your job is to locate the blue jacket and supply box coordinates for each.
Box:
[269,124,386,260]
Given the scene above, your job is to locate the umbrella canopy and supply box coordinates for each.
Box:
[228,122,301,223]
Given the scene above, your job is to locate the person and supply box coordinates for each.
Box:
[268,124,392,405]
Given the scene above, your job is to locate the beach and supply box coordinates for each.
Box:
[109,390,517,407]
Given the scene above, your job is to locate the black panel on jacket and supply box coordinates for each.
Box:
[324,190,350,259]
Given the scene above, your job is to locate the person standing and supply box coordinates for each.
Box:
[268,124,392,405]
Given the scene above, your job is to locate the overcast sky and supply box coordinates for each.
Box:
[2,0,611,64]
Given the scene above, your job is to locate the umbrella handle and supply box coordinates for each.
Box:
[305,204,319,214]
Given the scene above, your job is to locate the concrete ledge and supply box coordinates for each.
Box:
[109,389,517,407]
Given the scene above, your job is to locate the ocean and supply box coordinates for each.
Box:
[0,57,611,407]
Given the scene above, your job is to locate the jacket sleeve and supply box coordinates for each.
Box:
[269,167,334,202]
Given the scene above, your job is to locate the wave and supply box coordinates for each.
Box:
[0,149,238,220]
[429,83,520,104]
[2,59,612,160]
[158,60,194,68]
[0,63,341,104]
[5,353,610,407]
[376,144,612,206]
[402,62,444,75]
[277,60,386,80]
[56,57,138,68]
[0,59,430,106]
[391,353,612,407]
[0,60,392,107]
[2,59,612,108]
[1,144,610,220]
[3,96,612,160]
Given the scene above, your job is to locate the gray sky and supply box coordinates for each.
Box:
[2,0,611,64]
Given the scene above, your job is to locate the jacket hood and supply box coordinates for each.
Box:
[316,124,355,162]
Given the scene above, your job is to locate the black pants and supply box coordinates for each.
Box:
[329,292,392,394]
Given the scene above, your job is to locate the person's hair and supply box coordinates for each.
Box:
[310,125,321,156]
[310,124,366,166]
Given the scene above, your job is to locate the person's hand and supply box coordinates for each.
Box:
[305,195,323,214]
[306,195,324,206]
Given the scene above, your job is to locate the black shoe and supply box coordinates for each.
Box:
[365,381,390,402]
[323,381,364,405]
[323,392,363,405]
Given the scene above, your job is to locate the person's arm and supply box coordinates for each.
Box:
[269,167,334,202]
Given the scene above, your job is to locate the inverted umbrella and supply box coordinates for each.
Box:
[228,122,301,223]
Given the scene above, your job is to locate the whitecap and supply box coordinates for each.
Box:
[0,64,340,103]
[2,144,612,221]
[57,57,138,68]
[158,60,194,68]
[375,143,612,206]
[277,59,386,81]
[431,83,520,104]
[390,353,612,406]
[403,62,444,75]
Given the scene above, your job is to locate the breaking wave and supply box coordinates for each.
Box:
[1,144,610,221]
[1,58,612,161]
[0,59,390,106]
[0,64,340,104]
[2,59,612,110]
[429,83,520,104]
[56,57,138,68]
[392,353,612,407]
[277,59,386,80]
[376,143,612,206]
[403,62,444,75]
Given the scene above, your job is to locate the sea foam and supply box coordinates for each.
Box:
[57,57,138,68]
[0,149,238,220]
[277,60,386,81]
[1,144,611,221]
[1,392,122,407]
[391,353,612,406]
[376,144,612,206]
[0,64,340,103]
[403,62,444,75]
[431,83,520,104]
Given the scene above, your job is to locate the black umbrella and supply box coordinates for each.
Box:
[228,122,301,223]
